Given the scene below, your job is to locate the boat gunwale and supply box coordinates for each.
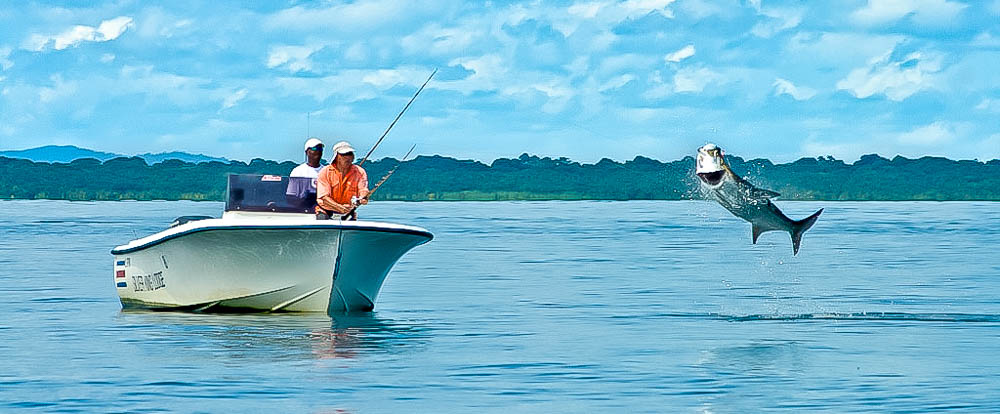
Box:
[111,222,434,255]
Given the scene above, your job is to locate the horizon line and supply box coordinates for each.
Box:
[2,144,998,166]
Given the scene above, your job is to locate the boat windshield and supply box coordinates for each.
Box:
[226,174,316,213]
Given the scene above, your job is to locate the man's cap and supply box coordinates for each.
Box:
[304,138,324,151]
[331,141,356,155]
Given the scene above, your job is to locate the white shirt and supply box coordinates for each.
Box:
[286,163,324,197]
[290,163,323,179]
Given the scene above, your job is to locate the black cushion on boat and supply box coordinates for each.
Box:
[170,216,214,227]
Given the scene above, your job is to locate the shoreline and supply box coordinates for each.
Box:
[4,154,999,202]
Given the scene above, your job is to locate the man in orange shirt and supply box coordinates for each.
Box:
[316,141,369,220]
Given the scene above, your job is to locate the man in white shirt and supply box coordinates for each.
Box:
[285,138,324,209]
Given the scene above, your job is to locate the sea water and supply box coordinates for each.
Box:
[1,200,998,412]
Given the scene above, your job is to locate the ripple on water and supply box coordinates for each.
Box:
[2,200,1000,411]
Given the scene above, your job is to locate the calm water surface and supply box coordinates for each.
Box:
[1,200,999,412]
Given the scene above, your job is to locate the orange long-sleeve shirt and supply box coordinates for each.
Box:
[316,164,368,212]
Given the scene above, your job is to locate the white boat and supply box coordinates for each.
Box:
[111,174,432,313]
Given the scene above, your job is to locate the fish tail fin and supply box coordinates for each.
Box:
[791,208,823,255]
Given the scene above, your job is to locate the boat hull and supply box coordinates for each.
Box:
[111,220,432,312]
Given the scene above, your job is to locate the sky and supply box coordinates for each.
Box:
[0,0,998,163]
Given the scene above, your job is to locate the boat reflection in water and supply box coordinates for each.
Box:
[115,310,430,360]
[111,174,432,314]
[311,312,431,359]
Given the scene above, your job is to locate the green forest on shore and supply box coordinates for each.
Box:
[2,153,999,201]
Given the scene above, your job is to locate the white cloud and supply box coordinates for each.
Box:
[568,2,602,18]
[599,74,636,91]
[456,55,501,75]
[677,0,729,19]
[673,66,723,93]
[343,43,367,62]
[981,134,1000,160]
[562,0,678,27]
[851,0,967,26]
[135,8,193,39]
[622,107,672,122]
[0,46,11,70]
[801,121,974,161]
[972,32,1000,48]
[26,16,133,51]
[220,88,248,111]
[564,56,590,78]
[897,121,955,146]
[266,45,323,73]
[274,74,373,103]
[400,24,478,56]
[665,44,695,63]
[445,54,506,94]
[836,50,942,101]
[38,75,78,104]
[598,53,659,76]
[642,71,672,100]
[273,67,432,103]
[362,69,417,89]
[773,78,817,100]
[751,7,803,38]
[96,16,133,40]
[786,32,906,69]
[526,81,575,113]
[620,0,678,18]
[442,54,577,112]
[265,1,430,32]
[117,65,210,106]
[976,98,1000,112]
[522,0,677,38]
[100,53,115,63]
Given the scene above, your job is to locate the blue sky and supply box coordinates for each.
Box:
[0,0,998,163]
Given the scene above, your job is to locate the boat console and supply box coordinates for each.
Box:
[226,174,317,214]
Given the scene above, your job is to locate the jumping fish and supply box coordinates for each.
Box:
[695,143,823,255]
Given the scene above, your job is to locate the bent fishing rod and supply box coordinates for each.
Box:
[322,69,435,216]
[341,144,417,220]
[357,69,436,168]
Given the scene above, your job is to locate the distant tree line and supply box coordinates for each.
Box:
[1,153,998,201]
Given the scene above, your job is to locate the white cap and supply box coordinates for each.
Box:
[304,138,324,151]
[331,141,356,155]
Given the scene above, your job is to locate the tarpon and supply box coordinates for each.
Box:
[695,143,823,255]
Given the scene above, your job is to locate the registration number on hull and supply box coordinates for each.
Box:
[132,271,166,292]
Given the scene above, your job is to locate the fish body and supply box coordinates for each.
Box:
[695,143,822,255]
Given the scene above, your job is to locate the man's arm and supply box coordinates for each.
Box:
[318,196,351,214]
[316,168,351,214]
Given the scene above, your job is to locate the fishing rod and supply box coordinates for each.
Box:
[342,144,417,220]
[321,69,435,216]
[357,69,437,168]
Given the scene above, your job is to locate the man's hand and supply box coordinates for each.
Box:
[330,203,351,214]
[318,195,351,214]
[350,196,369,207]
